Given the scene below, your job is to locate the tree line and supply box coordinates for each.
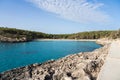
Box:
[0,27,119,40]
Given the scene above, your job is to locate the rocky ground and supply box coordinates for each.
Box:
[0,35,28,43]
[0,41,110,80]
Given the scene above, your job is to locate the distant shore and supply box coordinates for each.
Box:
[35,39,98,41]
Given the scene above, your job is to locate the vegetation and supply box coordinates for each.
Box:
[0,27,49,40]
[0,27,119,42]
[66,31,114,39]
[110,29,120,39]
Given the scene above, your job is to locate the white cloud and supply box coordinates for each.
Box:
[28,0,110,24]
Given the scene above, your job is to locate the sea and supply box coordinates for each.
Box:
[0,40,101,72]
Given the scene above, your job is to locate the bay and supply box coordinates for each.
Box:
[0,40,101,72]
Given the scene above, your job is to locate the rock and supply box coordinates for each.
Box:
[0,35,30,43]
[0,42,110,80]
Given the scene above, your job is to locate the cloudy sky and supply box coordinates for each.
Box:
[0,0,120,34]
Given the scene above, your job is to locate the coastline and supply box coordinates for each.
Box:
[0,39,110,80]
[35,39,98,41]
[0,38,98,43]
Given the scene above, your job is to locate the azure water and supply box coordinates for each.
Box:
[0,40,101,72]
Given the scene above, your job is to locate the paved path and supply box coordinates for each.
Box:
[97,40,120,80]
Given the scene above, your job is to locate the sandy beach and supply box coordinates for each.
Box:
[35,39,98,41]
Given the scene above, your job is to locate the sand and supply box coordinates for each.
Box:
[97,40,120,80]
[35,39,98,41]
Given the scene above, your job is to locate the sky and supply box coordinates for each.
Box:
[0,0,120,34]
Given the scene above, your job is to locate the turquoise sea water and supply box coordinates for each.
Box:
[0,40,101,72]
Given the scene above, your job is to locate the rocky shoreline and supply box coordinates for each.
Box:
[0,40,110,80]
[0,35,29,43]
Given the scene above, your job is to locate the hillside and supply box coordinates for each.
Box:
[0,27,118,42]
[0,27,49,42]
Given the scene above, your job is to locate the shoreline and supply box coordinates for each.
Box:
[0,38,98,43]
[35,39,98,41]
[0,39,110,80]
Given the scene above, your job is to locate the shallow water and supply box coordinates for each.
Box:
[0,40,101,72]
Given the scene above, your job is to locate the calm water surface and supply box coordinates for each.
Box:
[0,40,101,72]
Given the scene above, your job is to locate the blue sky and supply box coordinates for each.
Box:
[0,0,120,34]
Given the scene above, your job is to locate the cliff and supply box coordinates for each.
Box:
[0,43,110,80]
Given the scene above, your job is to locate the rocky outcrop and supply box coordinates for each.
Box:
[0,43,110,80]
[0,35,28,43]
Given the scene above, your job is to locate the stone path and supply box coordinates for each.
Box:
[97,40,120,80]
